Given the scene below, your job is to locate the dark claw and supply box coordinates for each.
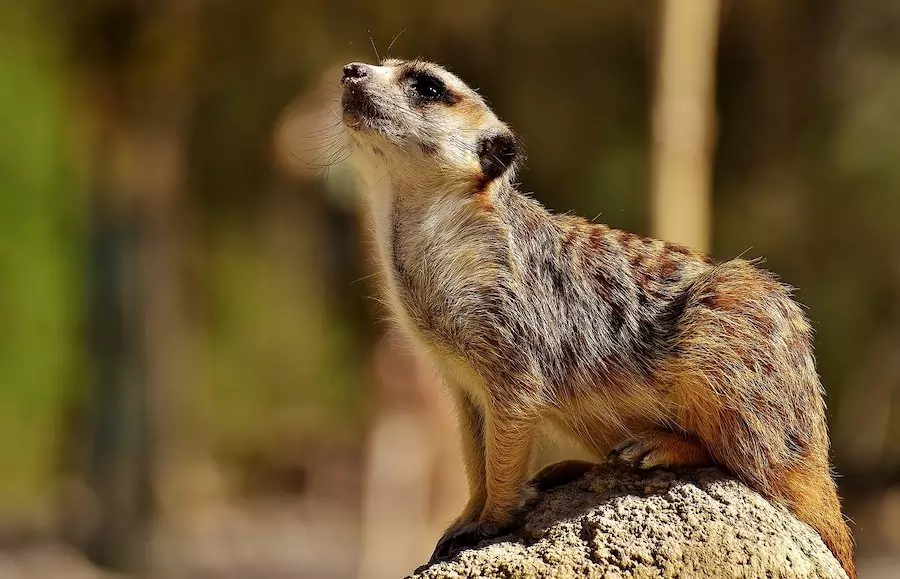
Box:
[428,516,526,564]
[636,449,656,467]
[609,438,634,460]
[610,439,654,467]
[429,524,489,563]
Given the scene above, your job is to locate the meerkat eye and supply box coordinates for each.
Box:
[410,72,447,101]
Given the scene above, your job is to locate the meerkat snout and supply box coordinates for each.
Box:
[340,63,381,128]
[341,62,370,83]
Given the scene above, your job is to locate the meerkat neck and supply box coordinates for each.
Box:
[364,173,517,307]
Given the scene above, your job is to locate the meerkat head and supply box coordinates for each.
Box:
[340,59,521,191]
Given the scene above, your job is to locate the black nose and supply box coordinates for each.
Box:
[342,63,370,84]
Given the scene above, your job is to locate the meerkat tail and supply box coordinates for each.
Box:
[775,466,856,579]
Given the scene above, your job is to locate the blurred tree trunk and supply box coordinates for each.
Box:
[651,0,720,251]
[56,2,197,572]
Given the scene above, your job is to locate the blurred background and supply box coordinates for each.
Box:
[1,0,900,577]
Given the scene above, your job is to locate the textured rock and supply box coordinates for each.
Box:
[409,461,847,579]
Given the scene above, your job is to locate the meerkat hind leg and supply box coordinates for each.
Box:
[612,429,713,469]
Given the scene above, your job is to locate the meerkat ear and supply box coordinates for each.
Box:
[476,131,520,182]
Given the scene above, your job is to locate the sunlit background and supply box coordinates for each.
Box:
[1,1,900,577]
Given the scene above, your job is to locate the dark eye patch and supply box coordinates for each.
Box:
[411,72,445,99]
[404,70,459,106]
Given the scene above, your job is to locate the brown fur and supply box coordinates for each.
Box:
[339,59,855,576]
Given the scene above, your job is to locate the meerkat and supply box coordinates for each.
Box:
[338,58,855,577]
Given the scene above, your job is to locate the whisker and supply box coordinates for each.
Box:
[368,31,381,62]
[387,29,406,58]
[301,122,344,138]
[350,271,380,285]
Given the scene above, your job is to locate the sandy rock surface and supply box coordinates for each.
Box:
[409,462,847,579]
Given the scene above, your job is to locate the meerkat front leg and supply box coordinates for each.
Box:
[430,402,537,562]
[448,389,487,526]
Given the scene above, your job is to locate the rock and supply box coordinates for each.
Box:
[408,461,847,579]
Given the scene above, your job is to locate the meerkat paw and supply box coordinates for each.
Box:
[429,518,515,563]
[611,430,712,469]
[430,485,536,563]
[529,459,597,491]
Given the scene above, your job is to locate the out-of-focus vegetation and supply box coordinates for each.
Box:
[0,3,82,515]
[0,0,899,577]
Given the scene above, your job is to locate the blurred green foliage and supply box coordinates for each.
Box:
[200,220,364,450]
[0,5,83,512]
